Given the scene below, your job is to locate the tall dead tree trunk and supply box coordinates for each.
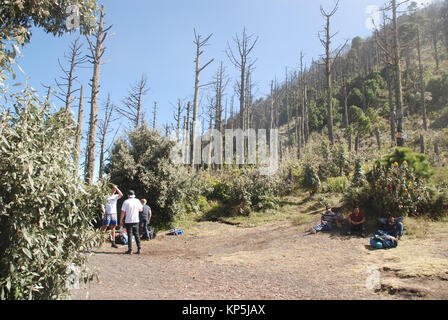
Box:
[392,0,405,147]
[98,94,116,180]
[174,99,185,143]
[153,101,158,129]
[377,8,396,145]
[74,85,84,177]
[55,38,86,114]
[226,28,258,131]
[186,101,191,136]
[416,26,428,131]
[85,5,111,185]
[118,74,150,129]
[191,30,214,169]
[319,1,346,146]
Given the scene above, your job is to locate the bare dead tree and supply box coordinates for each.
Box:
[191,29,214,169]
[318,0,347,145]
[172,99,186,142]
[213,61,229,135]
[152,101,158,130]
[84,5,112,185]
[54,38,86,113]
[74,85,84,177]
[98,94,117,180]
[392,0,405,146]
[375,7,397,145]
[186,101,191,136]
[416,25,428,131]
[226,27,258,130]
[118,73,150,129]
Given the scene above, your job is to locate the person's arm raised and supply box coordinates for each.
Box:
[115,186,123,200]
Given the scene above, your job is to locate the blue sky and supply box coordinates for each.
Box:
[5,0,435,176]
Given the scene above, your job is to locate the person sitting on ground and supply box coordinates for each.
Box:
[378,214,404,239]
[310,205,336,234]
[347,206,366,237]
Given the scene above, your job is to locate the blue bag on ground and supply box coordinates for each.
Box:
[370,233,398,249]
[167,228,184,236]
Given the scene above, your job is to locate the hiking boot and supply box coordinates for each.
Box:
[137,248,141,255]
[111,242,118,248]
[125,250,132,255]
[346,231,351,235]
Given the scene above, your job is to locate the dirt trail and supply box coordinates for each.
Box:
[70,220,404,300]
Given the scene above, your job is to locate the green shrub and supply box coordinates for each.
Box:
[380,147,434,180]
[343,185,373,212]
[323,177,349,194]
[0,89,104,300]
[370,162,431,217]
[352,159,367,187]
[106,125,202,228]
[302,164,321,194]
[207,168,293,215]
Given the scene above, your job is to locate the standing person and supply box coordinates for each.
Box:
[101,185,123,248]
[347,206,366,237]
[120,190,143,254]
[140,199,152,240]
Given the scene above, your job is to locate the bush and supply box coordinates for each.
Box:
[106,125,202,228]
[302,164,321,194]
[323,177,349,194]
[370,162,431,217]
[380,147,434,180]
[343,185,373,212]
[352,159,367,187]
[0,90,104,300]
[207,168,293,215]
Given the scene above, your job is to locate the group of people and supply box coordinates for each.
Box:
[101,185,152,255]
[309,204,404,240]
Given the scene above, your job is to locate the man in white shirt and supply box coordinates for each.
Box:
[120,190,143,254]
[101,185,123,248]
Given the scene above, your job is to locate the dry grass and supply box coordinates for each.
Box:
[360,216,448,298]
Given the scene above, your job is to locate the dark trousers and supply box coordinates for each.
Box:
[348,222,365,234]
[125,223,141,251]
[140,219,150,239]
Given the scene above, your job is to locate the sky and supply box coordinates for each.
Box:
[4,0,437,176]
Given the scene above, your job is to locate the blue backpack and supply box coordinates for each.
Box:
[370,233,398,249]
[167,228,184,236]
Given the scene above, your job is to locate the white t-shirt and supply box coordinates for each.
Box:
[105,194,119,215]
[121,196,143,224]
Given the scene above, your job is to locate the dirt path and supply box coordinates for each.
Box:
[71,220,407,300]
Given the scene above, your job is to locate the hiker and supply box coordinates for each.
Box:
[378,215,404,239]
[101,185,123,248]
[347,206,366,237]
[310,205,336,234]
[140,199,152,240]
[120,190,143,255]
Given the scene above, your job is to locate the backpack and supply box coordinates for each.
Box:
[115,233,128,245]
[370,233,398,249]
[148,229,157,240]
[167,228,184,236]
